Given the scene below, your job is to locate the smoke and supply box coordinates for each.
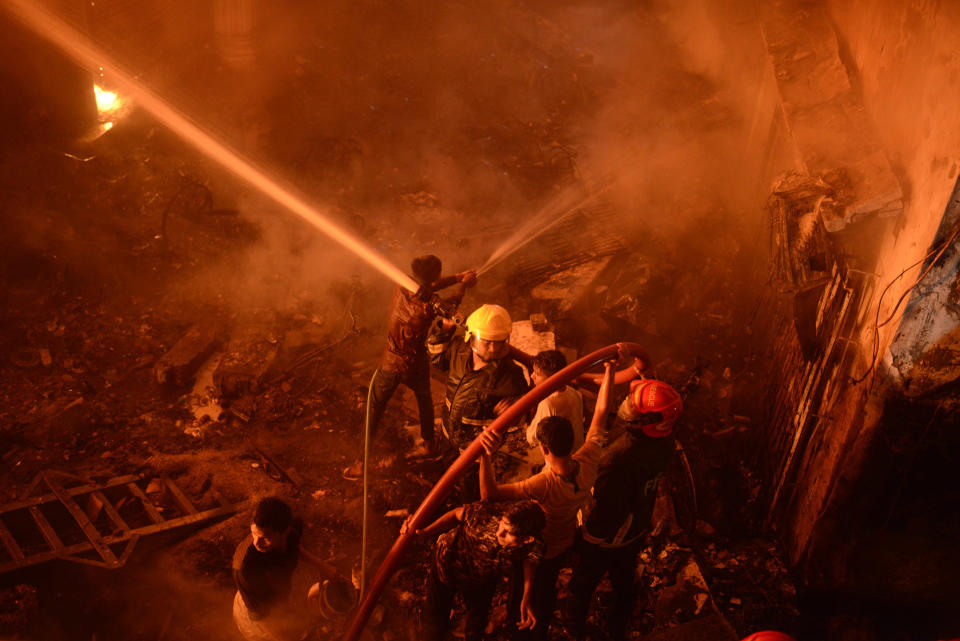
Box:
[564,0,769,237]
[2,0,775,329]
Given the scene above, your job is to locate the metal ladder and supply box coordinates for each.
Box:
[0,470,244,573]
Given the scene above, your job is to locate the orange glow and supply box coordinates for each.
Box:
[93,84,126,120]
[93,84,117,111]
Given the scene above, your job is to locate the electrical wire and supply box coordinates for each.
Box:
[851,222,960,386]
[876,223,960,329]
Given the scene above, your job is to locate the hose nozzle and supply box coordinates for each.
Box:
[430,297,464,326]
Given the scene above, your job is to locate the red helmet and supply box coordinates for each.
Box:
[740,633,797,641]
[627,379,682,437]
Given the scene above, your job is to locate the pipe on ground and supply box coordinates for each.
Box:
[342,341,651,641]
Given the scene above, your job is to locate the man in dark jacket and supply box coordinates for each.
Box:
[346,255,475,479]
[427,303,528,447]
[566,379,683,640]
[427,303,528,500]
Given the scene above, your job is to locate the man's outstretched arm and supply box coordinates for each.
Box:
[478,429,525,502]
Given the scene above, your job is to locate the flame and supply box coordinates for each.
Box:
[94,84,116,110]
[94,84,126,119]
[78,120,114,143]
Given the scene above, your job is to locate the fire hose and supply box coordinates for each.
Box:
[343,341,651,641]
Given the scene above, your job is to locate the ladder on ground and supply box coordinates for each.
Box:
[0,470,244,573]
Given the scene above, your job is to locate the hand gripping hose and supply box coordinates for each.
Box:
[342,342,651,641]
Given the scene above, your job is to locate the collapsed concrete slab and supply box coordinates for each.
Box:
[153,322,222,387]
[760,0,903,232]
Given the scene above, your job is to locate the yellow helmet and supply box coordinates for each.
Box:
[464,304,512,342]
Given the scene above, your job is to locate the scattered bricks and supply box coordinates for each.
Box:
[154,323,221,386]
[530,312,550,332]
[229,394,257,422]
[214,314,279,398]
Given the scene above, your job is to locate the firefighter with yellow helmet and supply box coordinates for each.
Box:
[427,304,529,498]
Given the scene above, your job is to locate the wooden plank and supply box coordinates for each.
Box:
[124,502,246,537]
[28,506,64,552]
[126,482,164,524]
[0,475,140,514]
[0,499,247,573]
[91,491,129,533]
[162,477,198,515]
[44,475,119,567]
[0,518,25,564]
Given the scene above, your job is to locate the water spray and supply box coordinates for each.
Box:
[1,0,419,294]
[476,179,614,276]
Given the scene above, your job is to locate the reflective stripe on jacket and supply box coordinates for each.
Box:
[427,330,528,446]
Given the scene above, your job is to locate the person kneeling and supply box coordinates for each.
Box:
[404,500,546,641]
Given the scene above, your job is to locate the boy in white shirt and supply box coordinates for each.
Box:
[526,350,584,453]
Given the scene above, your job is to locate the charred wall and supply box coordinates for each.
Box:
[749,0,960,623]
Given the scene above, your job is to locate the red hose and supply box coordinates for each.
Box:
[509,344,650,390]
[341,342,651,641]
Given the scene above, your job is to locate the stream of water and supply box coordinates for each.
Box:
[3,0,419,293]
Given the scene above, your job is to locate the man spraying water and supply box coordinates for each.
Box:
[344,256,476,480]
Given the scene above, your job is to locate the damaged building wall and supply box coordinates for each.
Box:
[887,191,960,401]
[751,0,898,567]
[828,0,960,398]
[754,0,960,593]
[809,0,960,569]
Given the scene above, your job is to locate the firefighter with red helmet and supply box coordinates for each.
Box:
[741,632,797,641]
[565,378,683,640]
